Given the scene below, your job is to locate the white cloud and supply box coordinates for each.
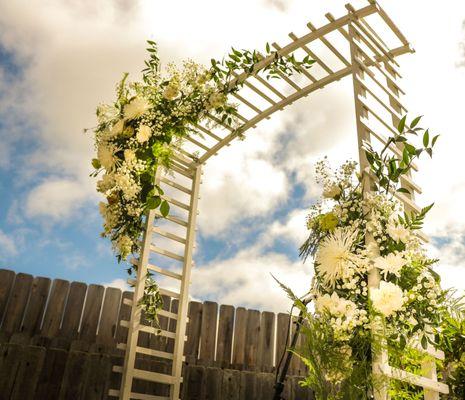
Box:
[25,178,94,221]
[190,246,312,312]
[102,278,131,292]
[0,229,18,257]
[267,208,309,247]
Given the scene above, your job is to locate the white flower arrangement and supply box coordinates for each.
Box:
[293,118,446,398]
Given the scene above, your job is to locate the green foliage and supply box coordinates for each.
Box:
[364,115,439,196]
[398,203,434,231]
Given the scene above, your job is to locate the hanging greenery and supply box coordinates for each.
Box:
[90,41,314,324]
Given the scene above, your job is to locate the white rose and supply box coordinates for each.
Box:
[370,281,405,317]
[374,253,406,279]
[323,184,341,199]
[124,97,150,120]
[387,222,410,243]
[163,83,180,101]
[136,125,152,143]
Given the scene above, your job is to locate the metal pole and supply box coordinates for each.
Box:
[272,298,311,400]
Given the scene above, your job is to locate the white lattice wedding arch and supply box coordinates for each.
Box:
[109,1,449,399]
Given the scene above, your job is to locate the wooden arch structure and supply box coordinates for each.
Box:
[110,1,449,399]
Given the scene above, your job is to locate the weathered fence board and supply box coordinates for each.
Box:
[41,279,69,338]
[22,277,51,336]
[0,269,313,399]
[199,301,218,365]
[61,281,87,340]
[1,273,33,334]
[216,304,234,369]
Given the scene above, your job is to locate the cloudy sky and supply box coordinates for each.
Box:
[1,0,464,312]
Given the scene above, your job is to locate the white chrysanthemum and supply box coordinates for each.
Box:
[97,144,117,170]
[370,281,405,317]
[136,125,152,143]
[315,227,358,287]
[387,221,410,243]
[323,183,341,199]
[124,97,150,120]
[374,253,406,279]
[96,174,115,193]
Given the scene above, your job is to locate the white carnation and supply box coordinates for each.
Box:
[124,97,150,120]
[136,125,152,143]
[374,253,406,279]
[387,221,410,243]
[370,281,405,317]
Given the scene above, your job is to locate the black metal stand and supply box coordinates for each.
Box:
[272,299,310,400]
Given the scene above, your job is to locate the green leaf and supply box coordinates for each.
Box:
[160,200,170,217]
[92,158,101,169]
[399,334,406,349]
[266,42,270,53]
[410,115,422,128]
[397,115,407,133]
[421,335,428,350]
[423,129,429,147]
[432,134,440,147]
[146,196,161,210]
[397,187,410,194]
[404,143,416,155]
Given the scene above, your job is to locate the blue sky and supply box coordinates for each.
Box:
[1,0,465,312]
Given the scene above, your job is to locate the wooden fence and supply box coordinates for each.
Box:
[0,269,313,399]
